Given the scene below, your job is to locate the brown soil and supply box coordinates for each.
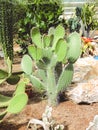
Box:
[0,56,98,130]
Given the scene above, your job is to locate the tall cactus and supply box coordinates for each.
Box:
[0,0,13,73]
[21,25,82,106]
[0,0,13,61]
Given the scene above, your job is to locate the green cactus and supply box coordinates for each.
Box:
[21,54,33,75]
[0,69,8,79]
[57,63,74,93]
[66,32,82,63]
[7,93,28,114]
[55,39,68,62]
[0,94,11,108]
[0,0,13,63]
[0,81,28,122]
[51,25,65,50]
[28,46,43,61]
[21,25,81,106]
[0,0,28,75]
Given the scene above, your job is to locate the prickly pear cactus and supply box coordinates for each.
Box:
[21,25,81,106]
[0,81,28,122]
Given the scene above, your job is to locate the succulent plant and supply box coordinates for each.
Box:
[0,0,13,68]
[0,80,28,122]
[21,25,81,106]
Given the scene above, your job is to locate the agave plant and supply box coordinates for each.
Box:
[21,25,82,106]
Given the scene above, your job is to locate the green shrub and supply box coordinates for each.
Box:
[81,3,98,37]
[17,0,64,44]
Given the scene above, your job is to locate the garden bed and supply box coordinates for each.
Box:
[0,53,98,130]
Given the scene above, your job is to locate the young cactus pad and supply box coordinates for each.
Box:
[21,54,33,75]
[67,32,81,63]
[55,39,68,62]
[51,25,65,50]
[31,27,42,48]
[57,63,74,93]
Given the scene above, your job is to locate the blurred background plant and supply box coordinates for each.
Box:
[68,7,82,33]
[81,37,95,57]
[64,2,98,57]
[16,0,64,54]
[80,3,98,57]
[80,3,98,37]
